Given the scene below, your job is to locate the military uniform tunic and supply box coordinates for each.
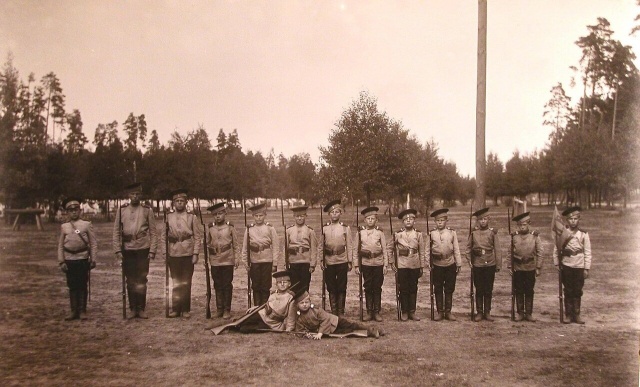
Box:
[207,221,239,267]
[258,290,297,331]
[285,224,318,293]
[428,227,462,268]
[321,222,353,266]
[509,230,544,298]
[242,222,280,305]
[390,227,426,313]
[553,227,592,299]
[58,219,98,295]
[466,226,502,313]
[354,226,388,268]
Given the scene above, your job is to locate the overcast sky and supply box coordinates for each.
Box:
[1,0,638,176]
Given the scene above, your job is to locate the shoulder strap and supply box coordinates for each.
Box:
[69,221,90,248]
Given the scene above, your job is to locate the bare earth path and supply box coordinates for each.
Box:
[0,207,638,386]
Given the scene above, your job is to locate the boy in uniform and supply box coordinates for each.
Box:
[428,208,462,321]
[390,208,426,321]
[295,291,384,339]
[113,183,158,319]
[321,200,353,316]
[285,205,318,294]
[57,197,98,320]
[509,211,543,322]
[466,207,501,322]
[206,202,239,319]
[553,206,592,324]
[354,206,389,322]
[242,202,280,306]
[161,189,203,318]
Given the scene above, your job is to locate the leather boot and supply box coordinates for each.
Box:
[474,294,483,322]
[444,293,456,321]
[514,294,525,322]
[338,292,346,316]
[363,292,373,321]
[223,289,232,319]
[483,293,494,322]
[79,290,88,320]
[524,294,536,322]
[562,297,572,324]
[400,293,409,321]
[65,290,78,321]
[328,292,337,314]
[408,293,420,321]
[215,290,225,318]
[573,298,585,324]
[374,292,383,322]
[434,293,444,321]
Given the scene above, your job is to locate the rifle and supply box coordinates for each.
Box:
[388,213,400,321]
[195,199,212,319]
[469,205,475,321]
[508,208,515,321]
[320,205,327,310]
[356,201,363,322]
[557,232,564,324]
[427,214,435,321]
[244,199,252,308]
[164,206,170,318]
[280,198,290,270]
[118,199,127,320]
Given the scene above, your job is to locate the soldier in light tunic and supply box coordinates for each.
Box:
[241,202,280,306]
[320,200,353,316]
[553,206,592,324]
[206,202,239,319]
[354,206,388,322]
[508,211,543,322]
[113,183,158,319]
[161,189,203,318]
[285,205,318,294]
[58,197,98,321]
[389,208,426,321]
[466,207,502,322]
[428,208,462,321]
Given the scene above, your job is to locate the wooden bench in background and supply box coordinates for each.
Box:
[5,209,45,231]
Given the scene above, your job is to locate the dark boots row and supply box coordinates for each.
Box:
[562,297,585,324]
[65,289,88,321]
[362,292,383,322]
[474,293,495,322]
[328,292,346,317]
[399,293,420,321]
[433,293,456,321]
[215,290,233,319]
[514,294,536,322]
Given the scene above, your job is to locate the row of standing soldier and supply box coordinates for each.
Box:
[58,184,592,325]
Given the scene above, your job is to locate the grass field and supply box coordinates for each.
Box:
[0,205,638,386]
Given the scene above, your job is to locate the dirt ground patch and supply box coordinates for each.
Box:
[0,206,638,386]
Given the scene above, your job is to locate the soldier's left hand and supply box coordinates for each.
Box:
[312,332,323,340]
[535,268,541,277]
[309,266,315,273]
[383,266,388,275]
[192,254,199,265]
[234,262,239,270]
[583,269,589,279]
[148,253,156,260]
[418,268,423,278]
[455,265,461,274]
[355,267,360,276]
[90,260,96,270]
[495,267,501,273]
[272,266,277,273]
[347,262,353,272]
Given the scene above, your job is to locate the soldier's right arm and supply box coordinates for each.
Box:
[345,225,353,264]
[147,207,158,256]
[241,227,249,268]
[113,207,122,254]
[231,225,240,267]
[464,230,473,266]
[58,225,66,264]
[88,222,98,263]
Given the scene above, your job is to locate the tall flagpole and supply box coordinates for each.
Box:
[475,0,487,207]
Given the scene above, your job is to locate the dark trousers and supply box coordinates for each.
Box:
[473,266,496,296]
[289,262,311,294]
[65,259,90,292]
[250,262,272,305]
[514,270,536,296]
[362,265,384,295]
[122,249,150,311]
[432,264,457,296]
[237,311,269,333]
[212,265,234,291]
[561,265,585,298]
[325,262,348,293]
[334,316,369,334]
[168,256,195,313]
[398,268,420,294]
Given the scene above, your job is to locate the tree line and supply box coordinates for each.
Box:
[1,14,638,217]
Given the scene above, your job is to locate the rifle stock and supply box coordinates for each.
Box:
[320,206,327,310]
[195,200,212,319]
[388,213,400,321]
[119,200,126,320]
[469,205,474,321]
[558,249,564,323]
[244,200,252,308]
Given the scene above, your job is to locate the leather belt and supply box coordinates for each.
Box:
[325,246,346,256]
[562,249,582,257]
[168,235,192,243]
[398,248,418,257]
[208,244,232,255]
[358,250,382,259]
[472,248,493,257]
[250,244,270,253]
[64,247,88,254]
[431,253,453,260]
[288,247,310,255]
[122,231,147,243]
